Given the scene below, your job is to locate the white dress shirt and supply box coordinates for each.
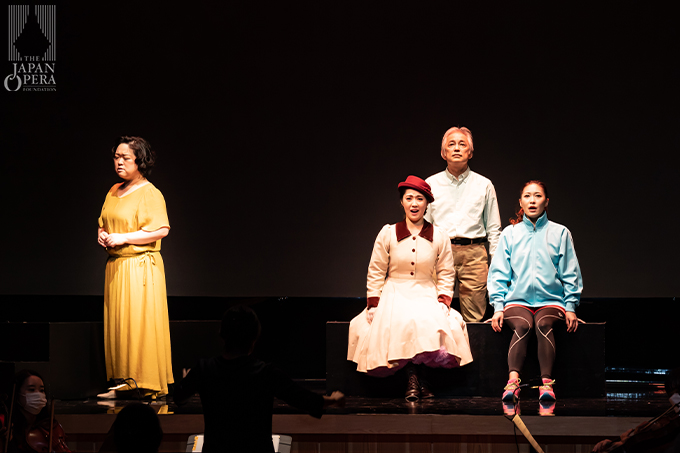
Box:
[424,167,502,258]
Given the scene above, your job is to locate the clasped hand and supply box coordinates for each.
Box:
[98,230,127,248]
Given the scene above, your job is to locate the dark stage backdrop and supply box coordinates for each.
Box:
[1,3,678,298]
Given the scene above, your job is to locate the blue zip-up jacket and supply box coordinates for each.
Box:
[488,212,583,313]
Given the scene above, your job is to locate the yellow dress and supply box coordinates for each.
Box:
[98,182,174,394]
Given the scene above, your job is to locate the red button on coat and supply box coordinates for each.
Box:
[410,272,414,275]
[412,249,415,252]
[412,237,416,240]
[411,262,414,265]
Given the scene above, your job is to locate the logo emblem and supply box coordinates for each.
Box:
[6,5,56,92]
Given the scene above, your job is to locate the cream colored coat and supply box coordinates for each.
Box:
[348,221,473,375]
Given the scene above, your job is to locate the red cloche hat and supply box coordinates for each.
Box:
[397,175,435,203]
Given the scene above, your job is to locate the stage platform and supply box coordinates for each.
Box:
[3,296,678,451]
[53,380,671,452]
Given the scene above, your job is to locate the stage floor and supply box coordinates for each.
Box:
[55,380,670,417]
[52,381,674,452]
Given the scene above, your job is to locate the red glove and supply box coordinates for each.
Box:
[367,297,380,308]
[437,294,452,307]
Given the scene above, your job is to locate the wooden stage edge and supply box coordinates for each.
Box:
[58,413,650,451]
[61,412,648,438]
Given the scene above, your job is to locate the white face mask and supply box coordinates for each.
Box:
[20,392,47,415]
[670,393,680,414]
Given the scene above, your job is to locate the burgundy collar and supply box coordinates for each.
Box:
[395,220,434,242]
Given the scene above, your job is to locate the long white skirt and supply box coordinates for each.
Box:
[348,277,473,376]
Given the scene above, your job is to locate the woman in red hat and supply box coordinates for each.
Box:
[347,176,473,401]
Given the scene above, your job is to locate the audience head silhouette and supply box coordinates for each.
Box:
[220,304,261,356]
[113,403,163,453]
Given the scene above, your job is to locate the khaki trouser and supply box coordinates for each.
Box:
[451,243,489,323]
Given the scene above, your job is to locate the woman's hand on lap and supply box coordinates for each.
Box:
[491,311,504,332]
[366,307,377,324]
[437,294,452,313]
[566,312,578,333]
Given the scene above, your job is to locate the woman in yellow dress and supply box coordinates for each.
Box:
[97,136,173,398]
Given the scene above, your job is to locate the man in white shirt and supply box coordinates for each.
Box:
[424,127,501,323]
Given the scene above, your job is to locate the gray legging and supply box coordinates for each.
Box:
[504,306,565,379]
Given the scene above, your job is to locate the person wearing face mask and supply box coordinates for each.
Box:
[347,176,473,402]
[488,181,583,403]
[2,370,72,452]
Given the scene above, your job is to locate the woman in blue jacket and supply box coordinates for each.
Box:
[488,181,582,403]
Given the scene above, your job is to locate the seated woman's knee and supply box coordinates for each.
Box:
[536,317,557,333]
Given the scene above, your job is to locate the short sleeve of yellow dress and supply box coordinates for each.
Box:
[98,182,174,394]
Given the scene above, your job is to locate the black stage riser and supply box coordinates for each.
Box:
[1,296,677,377]
[327,321,605,398]
[1,321,222,399]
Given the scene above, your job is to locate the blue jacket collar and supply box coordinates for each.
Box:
[522,211,548,229]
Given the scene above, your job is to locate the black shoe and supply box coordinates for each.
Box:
[405,374,420,402]
[420,381,434,399]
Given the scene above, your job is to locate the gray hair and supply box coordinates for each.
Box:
[440,127,474,157]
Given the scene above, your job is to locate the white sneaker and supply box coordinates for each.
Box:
[110,382,133,391]
[97,381,134,399]
[97,389,117,399]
